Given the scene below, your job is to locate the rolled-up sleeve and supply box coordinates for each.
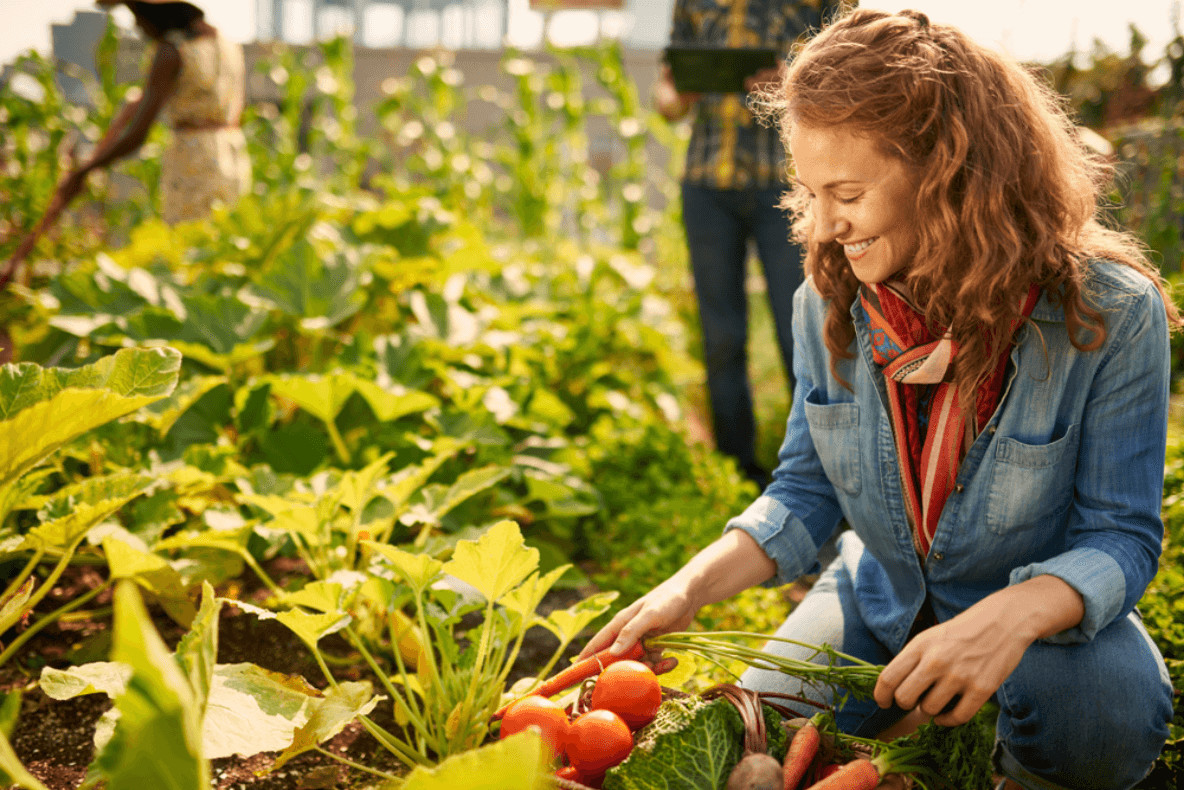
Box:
[1011,283,1169,643]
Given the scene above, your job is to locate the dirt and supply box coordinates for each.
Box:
[0,559,587,790]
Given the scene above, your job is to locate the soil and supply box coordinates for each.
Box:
[0,558,588,790]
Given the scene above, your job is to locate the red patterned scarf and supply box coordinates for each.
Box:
[860,282,1040,557]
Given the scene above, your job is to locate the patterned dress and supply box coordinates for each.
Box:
[159,30,251,224]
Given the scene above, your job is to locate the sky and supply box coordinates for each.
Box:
[1,0,1179,73]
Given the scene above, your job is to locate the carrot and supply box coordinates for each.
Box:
[802,758,879,790]
[491,642,646,721]
[802,747,929,790]
[782,718,821,790]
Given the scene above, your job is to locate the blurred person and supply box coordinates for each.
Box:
[587,9,1176,790]
[655,0,844,487]
[49,0,250,226]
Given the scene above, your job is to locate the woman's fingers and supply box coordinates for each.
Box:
[873,646,920,708]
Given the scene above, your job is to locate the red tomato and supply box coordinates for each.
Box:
[589,659,662,730]
[566,709,634,776]
[499,695,570,761]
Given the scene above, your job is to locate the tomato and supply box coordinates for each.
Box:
[499,694,569,761]
[589,659,662,730]
[566,709,634,776]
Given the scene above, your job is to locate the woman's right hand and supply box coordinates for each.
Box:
[578,530,778,668]
[577,577,701,671]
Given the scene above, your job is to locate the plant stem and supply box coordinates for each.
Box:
[357,713,429,768]
[235,549,285,597]
[1,549,45,604]
[0,579,111,667]
[312,745,398,782]
[343,625,437,754]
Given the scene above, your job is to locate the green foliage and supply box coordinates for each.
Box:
[905,704,998,790]
[602,696,788,790]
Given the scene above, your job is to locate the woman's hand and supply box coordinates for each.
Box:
[873,575,1085,726]
[577,577,701,673]
[577,529,778,670]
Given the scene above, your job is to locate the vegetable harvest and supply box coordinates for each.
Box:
[493,642,646,721]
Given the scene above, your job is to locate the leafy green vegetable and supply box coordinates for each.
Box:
[601,696,787,790]
[904,703,998,790]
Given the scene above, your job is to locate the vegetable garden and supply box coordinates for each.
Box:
[0,22,1182,790]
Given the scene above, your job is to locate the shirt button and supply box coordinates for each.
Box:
[932,552,944,561]
[988,424,997,434]
[954,483,964,493]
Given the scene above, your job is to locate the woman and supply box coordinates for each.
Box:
[53,0,250,225]
[582,9,1176,790]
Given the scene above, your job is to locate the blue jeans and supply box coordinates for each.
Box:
[681,182,804,475]
[738,546,1174,790]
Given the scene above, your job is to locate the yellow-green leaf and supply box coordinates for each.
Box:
[271,682,380,770]
[539,591,619,645]
[365,542,443,594]
[399,729,550,790]
[275,609,351,650]
[442,520,537,604]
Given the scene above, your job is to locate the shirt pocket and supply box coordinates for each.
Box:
[985,423,1080,535]
[803,391,862,497]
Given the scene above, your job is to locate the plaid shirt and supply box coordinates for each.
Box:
[671,0,843,189]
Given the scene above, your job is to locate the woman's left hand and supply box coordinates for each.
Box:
[873,575,1085,726]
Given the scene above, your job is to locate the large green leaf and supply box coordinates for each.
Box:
[200,663,330,760]
[270,681,380,770]
[398,730,550,790]
[365,542,444,595]
[40,662,133,700]
[245,239,365,331]
[353,379,438,423]
[442,520,537,604]
[267,370,360,424]
[93,582,208,790]
[119,293,272,372]
[0,348,181,496]
[425,465,512,521]
[22,474,154,554]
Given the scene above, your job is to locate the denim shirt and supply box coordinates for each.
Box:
[726,260,1170,653]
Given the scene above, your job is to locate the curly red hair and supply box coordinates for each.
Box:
[761,7,1178,395]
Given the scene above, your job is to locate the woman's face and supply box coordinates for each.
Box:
[788,123,920,285]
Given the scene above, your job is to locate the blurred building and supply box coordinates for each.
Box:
[252,0,674,49]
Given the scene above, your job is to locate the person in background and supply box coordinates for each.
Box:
[586,8,1175,790]
[50,0,250,225]
[654,0,844,487]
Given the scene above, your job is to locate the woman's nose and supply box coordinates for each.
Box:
[814,208,849,244]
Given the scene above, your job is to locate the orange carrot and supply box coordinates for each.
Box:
[782,719,821,790]
[492,642,646,721]
[802,758,879,790]
[802,747,929,790]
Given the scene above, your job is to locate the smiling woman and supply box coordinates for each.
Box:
[580,7,1180,790]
